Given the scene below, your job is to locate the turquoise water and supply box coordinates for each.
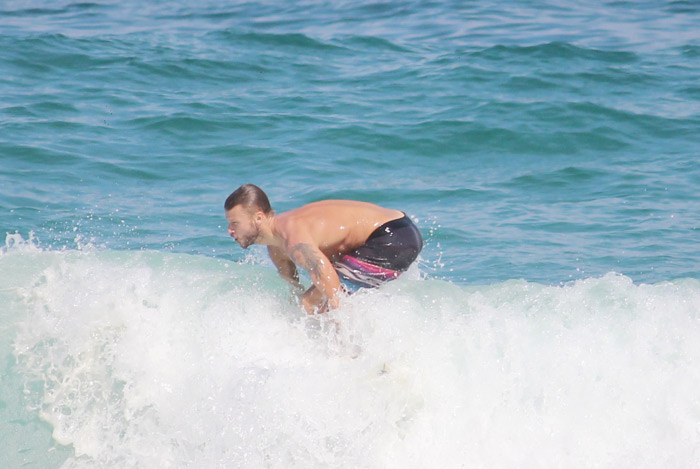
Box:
[2,1,700,467]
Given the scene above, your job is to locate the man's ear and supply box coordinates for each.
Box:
[254,210,264,224]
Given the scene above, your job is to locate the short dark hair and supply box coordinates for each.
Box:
[224,184,272,214]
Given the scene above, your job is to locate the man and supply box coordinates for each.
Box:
[224,184,423,314]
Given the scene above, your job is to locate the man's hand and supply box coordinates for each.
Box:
[300,285,331,314]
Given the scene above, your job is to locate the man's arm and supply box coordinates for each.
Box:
[287,242,342,314]
[267,245,305,296]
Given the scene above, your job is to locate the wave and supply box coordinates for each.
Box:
[500,166,608,191]
[2,234,700,467]
[471,42,639,64]
[209,30,348,54]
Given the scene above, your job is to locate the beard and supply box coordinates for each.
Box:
[237,224,260,249]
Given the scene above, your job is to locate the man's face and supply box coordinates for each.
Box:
[225,205,260,249]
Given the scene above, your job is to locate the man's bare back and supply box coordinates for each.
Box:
[274,200,404,261]
[224,185,422,313]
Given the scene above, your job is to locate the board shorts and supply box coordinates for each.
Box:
[333,214,423,288]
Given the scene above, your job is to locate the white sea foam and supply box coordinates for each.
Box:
[3,239,700,468]
[3,231,40,255]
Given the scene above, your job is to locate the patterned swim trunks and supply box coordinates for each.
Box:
[333,214,423,288]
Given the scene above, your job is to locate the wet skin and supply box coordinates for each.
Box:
[226,200,403,313]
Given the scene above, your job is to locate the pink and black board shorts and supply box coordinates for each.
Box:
[333,214,423,288]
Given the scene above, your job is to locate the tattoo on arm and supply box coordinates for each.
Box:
[288,243,325,280]
[288,243,342,312]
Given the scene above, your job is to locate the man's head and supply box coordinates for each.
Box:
[224,184,273,249]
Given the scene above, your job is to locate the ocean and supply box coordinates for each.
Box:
[1,0,699,467]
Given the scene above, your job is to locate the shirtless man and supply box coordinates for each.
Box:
[224,184,423,314]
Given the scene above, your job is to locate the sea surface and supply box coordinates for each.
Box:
[1,1,699,467]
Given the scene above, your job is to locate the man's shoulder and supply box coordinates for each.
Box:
[274,215,316,249]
